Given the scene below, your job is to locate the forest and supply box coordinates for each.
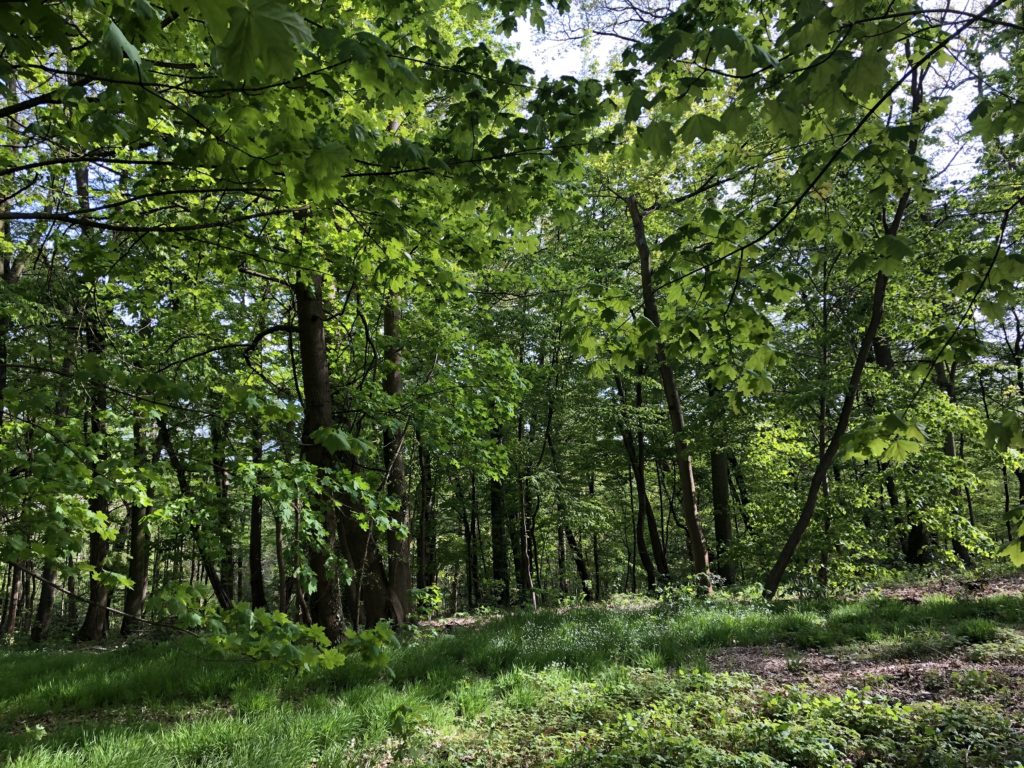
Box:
[1,0,1024,766]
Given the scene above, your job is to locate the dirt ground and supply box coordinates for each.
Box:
[710,572,1024,715]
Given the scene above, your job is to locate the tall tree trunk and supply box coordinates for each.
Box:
[615,375,665,586]
[119,500,149,634]
[710,449,735,584]
[490,475,510,605]
[415,438,437,589]
[626,197,711,587]
[761,61,927,596]
[158,419,233,610]
[121,422,151,635]
[78,319,111,642]
[936,363,974,566]
[210,416,235,603]
[626,456,656,589]
[516,477,537,608]
[470,473,482,607]
[382,300,411,623]
[637,431,668,579]
[274,512,288,611]
[293,277,346,639]
[557,525,568,595]
[30,564,56,642]
[763,271,890,599]
[563,525,594,601]
[0,562,25,637]
[248,431,268,609]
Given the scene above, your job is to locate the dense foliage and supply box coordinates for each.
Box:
[1,0,1023,661]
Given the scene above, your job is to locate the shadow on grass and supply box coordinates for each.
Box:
[2,590,1021,761]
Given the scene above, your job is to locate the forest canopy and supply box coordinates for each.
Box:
[1,0,1023,656]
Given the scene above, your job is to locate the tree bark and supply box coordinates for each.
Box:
[120,422,151,635]
[77,318,111,642]
[248,431,268,609]
[710,449,735,584]
[762,271,889,599]
[415,438,437,589]
[210,416,235,603]
[564,525,594,600]
[382,300,412,623]
[936,362,974,567]
[489,474,510,605]
[0,562,25,637]
[30,564,56,642]
[626,197,711,586]
[158,419,233,610]
[293,277,346,639]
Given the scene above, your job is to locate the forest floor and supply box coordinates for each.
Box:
[2,572,1023,767]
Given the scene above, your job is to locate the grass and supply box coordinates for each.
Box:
[2,589,1023,767]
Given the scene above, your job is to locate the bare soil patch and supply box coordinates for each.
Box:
[875,571,1024,602]
[709,642,1024,717]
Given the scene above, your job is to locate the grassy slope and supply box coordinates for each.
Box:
[2,589,1023,767]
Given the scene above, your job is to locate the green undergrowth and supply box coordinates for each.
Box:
[2,590,1023,767]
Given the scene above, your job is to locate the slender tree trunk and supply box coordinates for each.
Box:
[615,375,664,586]
[470,473,482,607]
[30,564,56,642]
[563,525,594,601]
[158,419,233,610]
[517,478,537,608]
[274,512,288,611]
[248,431,268,609]
[120,422,151,635]
[78,319,111,642]
[936,363,974,566]
[210,416,235,603]
[416,438,437,589]
[626,197,711,586]
[710,449,735,584]
[119,501,149,634]
[0,563,25,637]
[763,272,890,599]
[626,456,656,589]
[557,525,568,595]
[382,300,411,623]
[490,474,510,605]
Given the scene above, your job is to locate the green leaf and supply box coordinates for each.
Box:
[100,21,141,69]
[846,52,888,101]
[764,100,802,138]
[874,234,913,276]
[624,88,647,123]
[638,120,675,157]
[680,113,723,144]
[216,0,312,81]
